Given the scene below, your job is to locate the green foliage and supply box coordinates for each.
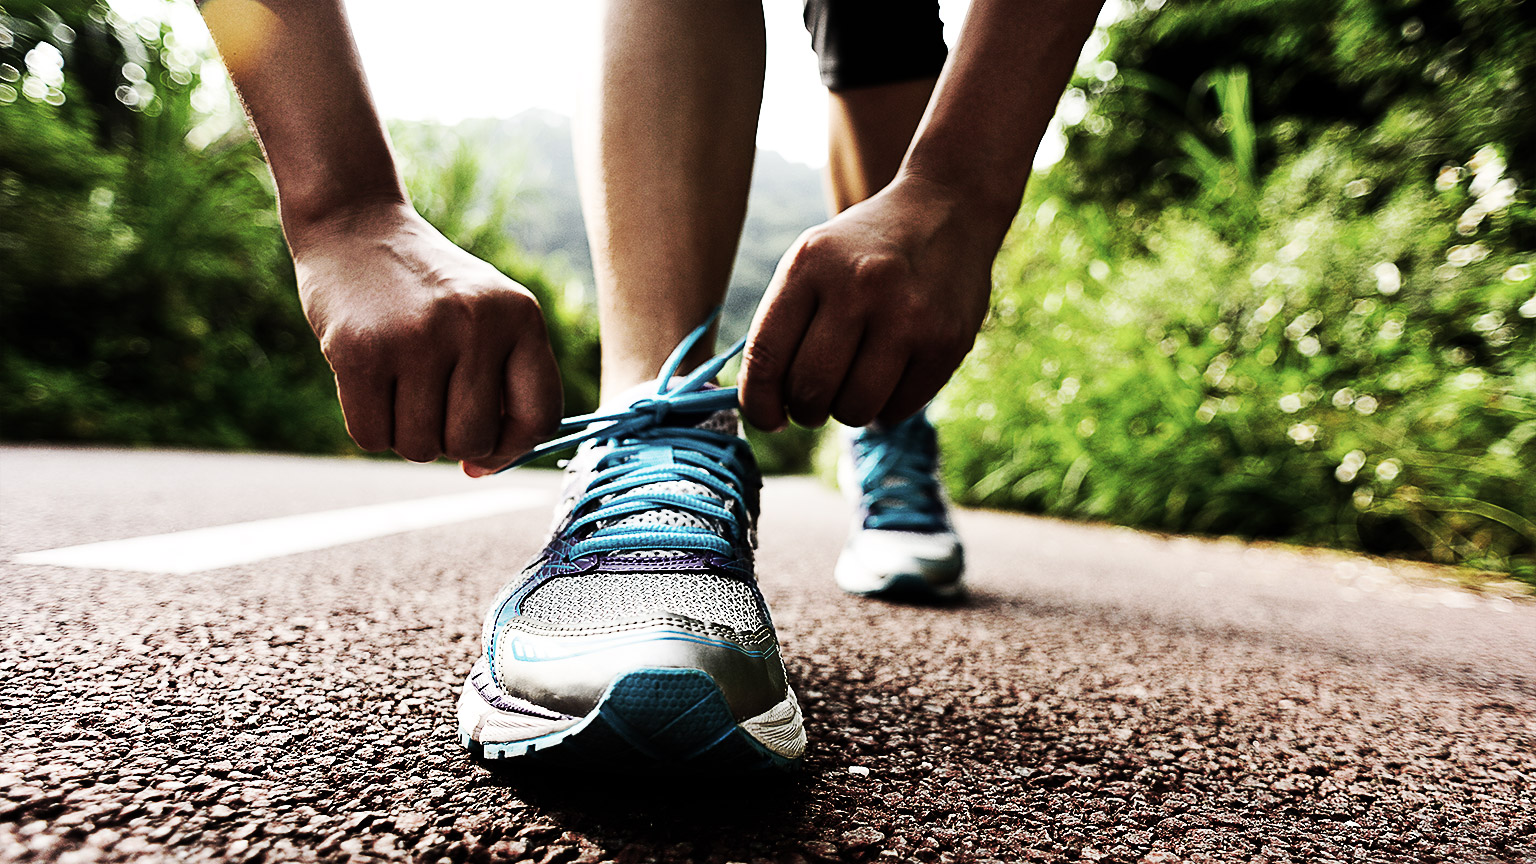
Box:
[1,1,350,452]
[938,0,1536,580]
[1,2,599,458]
[1065,0,1536,216]
[943,131,1535,579]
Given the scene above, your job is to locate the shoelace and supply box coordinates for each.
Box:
[500,311,753,559]
[853,413,948,532]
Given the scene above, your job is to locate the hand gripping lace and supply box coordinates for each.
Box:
[853,413,948,533]
[499,311,753,559]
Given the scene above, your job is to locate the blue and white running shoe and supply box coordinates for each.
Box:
[836,410,965,599]
[457,324,805,772]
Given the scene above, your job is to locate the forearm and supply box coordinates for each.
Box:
[899,0,1103,245]
[199,0,407,251]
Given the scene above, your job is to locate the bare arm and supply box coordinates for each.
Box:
[901,0,1103,248]
[200,0,561,473]
[200,0,403,238]
[740,0,1103,430]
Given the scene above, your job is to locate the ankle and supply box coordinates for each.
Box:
[600,345,718,404]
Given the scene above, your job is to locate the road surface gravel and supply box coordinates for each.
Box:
[1,446,1532,863]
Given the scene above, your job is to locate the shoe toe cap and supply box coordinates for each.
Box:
[489,616,788,720]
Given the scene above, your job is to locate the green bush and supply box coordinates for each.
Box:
[1063,0,1536,216]
[0,2,599,457]
[941,132,1535,578]
[936,0,1535,580]
[1,2,350,452]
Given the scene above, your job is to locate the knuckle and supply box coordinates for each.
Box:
[787,229,837,273]
[793,227,828,257]
[320,324,380,370]
[435,285,483,325]
[850,253,903,287]
[507,284,543,314]
[787,375,835,416]
[788,383,832,409]
[742,339,787,375]
[424,282,535,334]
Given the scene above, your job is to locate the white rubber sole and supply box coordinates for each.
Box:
[834,547,965,599]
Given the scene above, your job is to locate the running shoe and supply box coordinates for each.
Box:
[835,409,965,599]
[457,322,805,772]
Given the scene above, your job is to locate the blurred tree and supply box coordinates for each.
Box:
[0,1,599,456]
[939,0,1536,579]
[2,0,350,451]
[1064,0,1535,232]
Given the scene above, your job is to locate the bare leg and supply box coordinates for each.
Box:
[825,77,937,213]
[576,0,766,402]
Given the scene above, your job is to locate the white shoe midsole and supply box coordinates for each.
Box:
[742,687,807,759]
[457,682,580,745]
[834,543,965,596]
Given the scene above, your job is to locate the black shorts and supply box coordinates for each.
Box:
[802,0,948,92]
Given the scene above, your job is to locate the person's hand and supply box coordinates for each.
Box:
[291,203,563,477]
[738,175,996,430]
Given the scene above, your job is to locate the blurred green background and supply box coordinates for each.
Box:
[1,0,1531,581]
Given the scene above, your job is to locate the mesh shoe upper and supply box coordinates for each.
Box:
[511,403,768,636]
[848,411,951,533]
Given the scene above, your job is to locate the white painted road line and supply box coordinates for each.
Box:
[13,487,550,574]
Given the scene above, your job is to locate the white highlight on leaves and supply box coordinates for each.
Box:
[1288,423,1318,444]
[1446,244,1489,267]
[1336,450,1367,483]
[1373,262,1401,295]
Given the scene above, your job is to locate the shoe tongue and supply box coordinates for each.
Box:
[593,377,740,559]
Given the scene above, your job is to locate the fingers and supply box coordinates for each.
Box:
[392,365,449,463]
[332,368,392,453]
[877,347,964,427]
[444,358,503,462]
[740,299,815,434]
[830,343,905,429]
[784,315,861,428]
[463,324,563,477]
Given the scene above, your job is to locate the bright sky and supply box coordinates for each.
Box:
[341,0,974,168]
[119,0,1122,168]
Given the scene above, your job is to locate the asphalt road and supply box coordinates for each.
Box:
[2,446,1533,864]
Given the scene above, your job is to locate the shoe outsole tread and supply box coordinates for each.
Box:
[462,668,799,774]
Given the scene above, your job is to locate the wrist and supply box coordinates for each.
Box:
[281,192,416,259]
[887,170,1018,254]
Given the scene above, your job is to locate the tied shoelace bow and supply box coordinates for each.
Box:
[854,415,948,533]
[499,311,754,559]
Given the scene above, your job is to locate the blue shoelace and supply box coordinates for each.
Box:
[852,413,948,533]
[500,312,753,558]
